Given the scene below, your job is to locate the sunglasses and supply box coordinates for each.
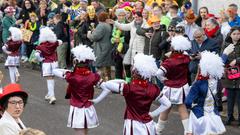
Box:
[168,29,175,32]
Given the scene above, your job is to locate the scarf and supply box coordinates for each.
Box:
[29,22,37,31]
[205,25,220,38]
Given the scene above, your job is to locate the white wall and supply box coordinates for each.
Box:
[197,0,240,16]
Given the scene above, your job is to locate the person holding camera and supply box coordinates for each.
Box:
[188,27,220,83]
[136,15,168,88]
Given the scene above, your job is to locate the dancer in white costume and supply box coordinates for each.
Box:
[185,51,226,135]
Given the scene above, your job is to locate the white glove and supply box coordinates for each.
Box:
[57,40,63,45]
[2,45,11,55]
[156,68,167,82]
[35,51,45,62]
[223,44,235,55]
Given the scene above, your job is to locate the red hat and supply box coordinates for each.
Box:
[0,84,28,106]
[4,6,16,13]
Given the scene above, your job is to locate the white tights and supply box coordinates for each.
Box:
[8,66,19,83]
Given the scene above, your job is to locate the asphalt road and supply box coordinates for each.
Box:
[0,64,239,135]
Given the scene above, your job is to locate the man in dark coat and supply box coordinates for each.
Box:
[188,28,220,82]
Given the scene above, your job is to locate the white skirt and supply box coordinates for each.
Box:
[5,56,20,66]
[42,61,58,77]
[67,105,99,129]
[123,119,156,135]
[162,83,189,104]
[188,111,226,135]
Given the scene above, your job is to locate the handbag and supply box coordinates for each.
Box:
[21,28,33,42]
[226,45,240,80]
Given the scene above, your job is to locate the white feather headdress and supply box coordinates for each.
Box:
[71,44,96,62]
[9,27,22,41]
[171,35,191,51]
[39,27,57,43]
[133,53,158,79]
[199,51,224,79]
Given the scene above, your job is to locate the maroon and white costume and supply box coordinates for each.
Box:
[3,39,22,66]
[92,54,171,135]
[36,41,59,77]
[155,35,192,135]
[35,27,61,104]
[159,53,191,104]
[53,45,101,129]
[65,68,100,128]
[2,27,22,83]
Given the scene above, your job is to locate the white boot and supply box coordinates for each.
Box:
[182,119,190,135]
[49,96,56,104]
[47,79,56,104]
[156,120,167,135]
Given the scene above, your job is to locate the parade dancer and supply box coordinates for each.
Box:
[155,35,191,135]
[91,53,171,135]
[185,51,226,135]
[35,27,62,104]
[2,27,22,83]
[53,45,103,135]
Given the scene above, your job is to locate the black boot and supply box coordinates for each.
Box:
[238,117,240,126]
[225,115,235,125]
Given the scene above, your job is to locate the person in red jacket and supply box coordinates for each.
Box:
[155,35,192,135]
[53,45,103,135]
[91,53,171,135]
[2,27,22,83]
[35,27,62,104]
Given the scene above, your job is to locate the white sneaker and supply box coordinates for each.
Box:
[44,95,51,101]
[21,56,28,63]
[49,96,56,104]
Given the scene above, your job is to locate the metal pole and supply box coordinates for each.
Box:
[192,0,198,14]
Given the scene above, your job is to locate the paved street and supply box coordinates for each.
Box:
[0,64,239,135]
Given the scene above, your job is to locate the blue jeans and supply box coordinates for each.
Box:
[156,60,164,89]
[21,43,27,57]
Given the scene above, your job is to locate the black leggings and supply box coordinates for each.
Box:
[124,64,131,78]
[227,88,240,118]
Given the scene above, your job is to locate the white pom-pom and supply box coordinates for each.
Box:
[9,27,22,41]
[71,44,96,62]
[39,27,57,43]
[200,51,224,79]
[133,53,158,79]
[171,35,191,51]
